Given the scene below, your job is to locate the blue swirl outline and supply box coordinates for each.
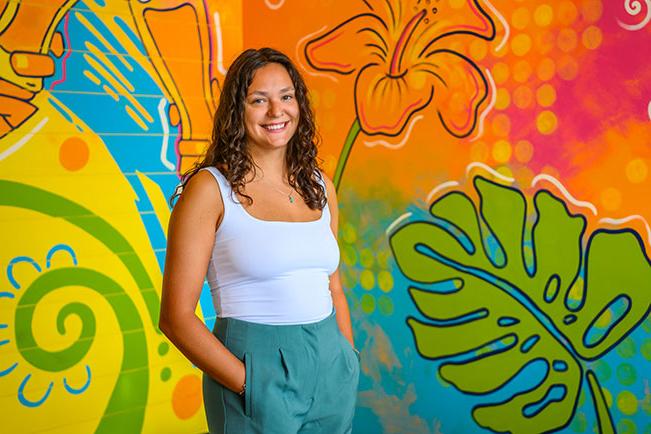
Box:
[63,365,92,395]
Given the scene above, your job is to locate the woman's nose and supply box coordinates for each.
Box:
[267,100,282,117]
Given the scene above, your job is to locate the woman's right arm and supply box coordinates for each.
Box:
[159,170,245,393]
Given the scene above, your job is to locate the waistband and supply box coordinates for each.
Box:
[213,309,339,351]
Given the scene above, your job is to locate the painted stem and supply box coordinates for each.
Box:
[586,369,615,434]
[333,118,361,191]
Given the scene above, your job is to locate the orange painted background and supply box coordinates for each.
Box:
[1,0,650,433]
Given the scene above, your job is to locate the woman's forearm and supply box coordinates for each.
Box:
[159,313,245,392]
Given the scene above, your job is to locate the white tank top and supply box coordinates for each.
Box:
[201,166,340,325]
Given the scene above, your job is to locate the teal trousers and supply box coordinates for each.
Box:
[203,311,360,434]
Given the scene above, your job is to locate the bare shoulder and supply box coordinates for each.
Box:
[174,169,223,220]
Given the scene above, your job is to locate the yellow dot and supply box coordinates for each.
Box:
[617,391,638,416]
[513,85,534,109]
[495,88,511,110]
[626,159,648,183]
[582,25,603,50]
[378,270,394,292]
[557,28,578,53]
[512,7,531,30]
[557,55,579,81]
[537,57,556,81]
[535,32,555,55]
[469,39,488,60]
[600,187,622,211]
[360,269,375,290]
[536,84,557,107]
[558,1,579,25]
[534,4,554,27]
[496,166,514,179]
[492,62,510,84]
[513,60,532,83]
[492,139,512,163]
[536,110,558,134]
[470,141,489,161]
[582,0,603,23]
[491,113,511,137]
[511,33,532,56]
[515,139,534,163]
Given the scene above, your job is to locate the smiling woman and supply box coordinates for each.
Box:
[160,48,359,434]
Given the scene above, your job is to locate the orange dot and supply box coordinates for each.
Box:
[557,55,579,80]
[492,62,510,84]
[582,26,603,50]
[491,113,511,137]
[581,0,603,23]
[59,137,89,171]
[512,7,531,30]
[535,32,555,55]
[513,60,533,83]
[557,1,579,26]
[537,57,556,81]
[515,139,534,163]
[511,33,532,56]
[557,28,578,52]
[513,86,534,109]
[172,374,202,420]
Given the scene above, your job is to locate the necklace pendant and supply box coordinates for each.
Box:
[288,195,295,203]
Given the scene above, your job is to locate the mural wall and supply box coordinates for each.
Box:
[1,0,649,433]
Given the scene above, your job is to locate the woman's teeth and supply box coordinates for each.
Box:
[263,122,287,131]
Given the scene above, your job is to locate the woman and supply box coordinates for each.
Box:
[159,47,359,434]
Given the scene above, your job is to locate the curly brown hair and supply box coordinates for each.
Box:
[171,47,326,209]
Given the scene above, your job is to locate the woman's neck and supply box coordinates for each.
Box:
[248,145,289,183]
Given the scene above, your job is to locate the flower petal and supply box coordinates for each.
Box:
[304,13,389,75]
[415,49,489,138]
[354,63,433,136]
[407,0,496,59]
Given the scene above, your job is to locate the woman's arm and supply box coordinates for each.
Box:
[159,170,245,393]
[323,174,355,347]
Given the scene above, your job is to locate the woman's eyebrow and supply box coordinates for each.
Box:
[247,87,295,97]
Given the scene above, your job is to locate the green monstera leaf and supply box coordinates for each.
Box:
[389,176,651,434]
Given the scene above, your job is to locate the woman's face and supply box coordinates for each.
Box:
[244,63,300,152]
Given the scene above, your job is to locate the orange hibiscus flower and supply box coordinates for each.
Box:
[304,0,496,188]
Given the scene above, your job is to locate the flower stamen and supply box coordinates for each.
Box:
[389,9,426,76]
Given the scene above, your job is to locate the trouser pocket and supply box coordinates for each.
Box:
[244,352,253,418]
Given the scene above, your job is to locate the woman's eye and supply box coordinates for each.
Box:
[252,98,265,104]
[282,94,294,101]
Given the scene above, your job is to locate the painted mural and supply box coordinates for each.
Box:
[1,0,649,433]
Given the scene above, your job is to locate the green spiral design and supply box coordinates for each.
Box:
[1,180,161,433]
[16,267,148,432]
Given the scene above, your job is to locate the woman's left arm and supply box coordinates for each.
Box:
[323,174,355,347]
